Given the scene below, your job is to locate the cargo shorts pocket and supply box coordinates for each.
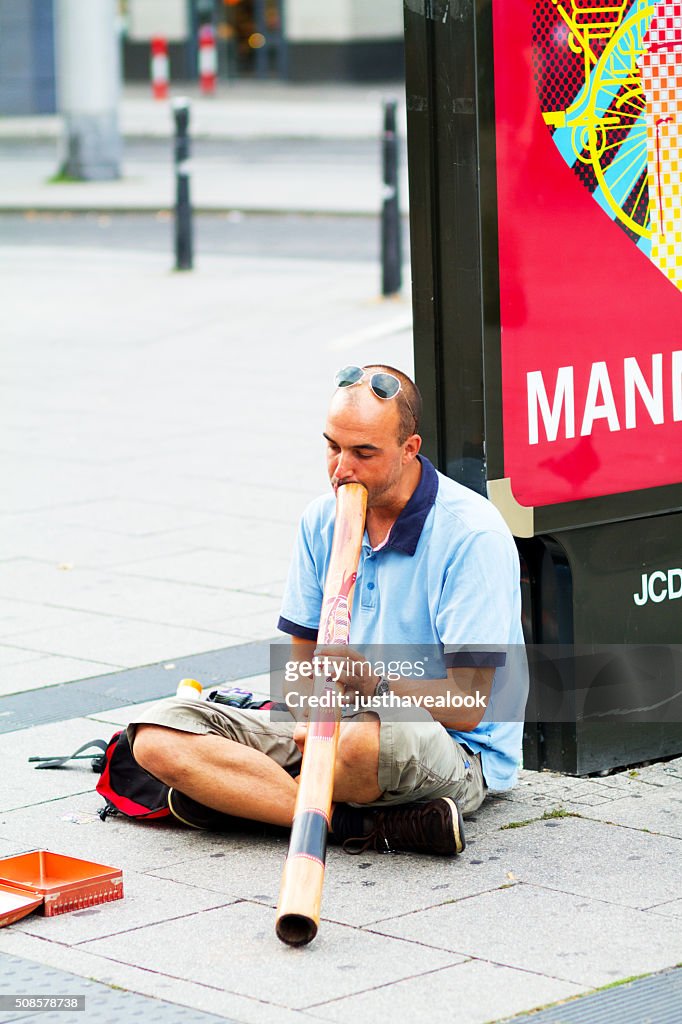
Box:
[374,718,486,816]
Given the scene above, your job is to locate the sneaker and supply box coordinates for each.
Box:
[167,788,239,831]
[343,797,465,857]
[167,787,290,839]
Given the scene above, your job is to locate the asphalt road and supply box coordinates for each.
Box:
[0,135,411,260]
[0,136,403,167]
[0,210,411,263]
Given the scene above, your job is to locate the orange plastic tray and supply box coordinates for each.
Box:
[0,851,123,917]
[0,884,44,928]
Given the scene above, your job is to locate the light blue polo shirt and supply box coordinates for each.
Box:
[278,456,528,790]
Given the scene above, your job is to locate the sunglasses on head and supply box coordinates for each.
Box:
[334,365,418,426]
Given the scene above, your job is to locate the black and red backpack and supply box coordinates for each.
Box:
[95,731,170,821]
[29,731,170,821]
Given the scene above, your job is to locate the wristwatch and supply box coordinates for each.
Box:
[373,677,390,698]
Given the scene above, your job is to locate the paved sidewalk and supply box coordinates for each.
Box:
[0,83,408,141]
[0,83,409,215]
[2,711,681,1024]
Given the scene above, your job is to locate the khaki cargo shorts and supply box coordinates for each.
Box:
[127,698,488,817]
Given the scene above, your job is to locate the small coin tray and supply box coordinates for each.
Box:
[0,850,123,917]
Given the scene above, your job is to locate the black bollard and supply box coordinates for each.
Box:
[381,99,402,297]
[173,98,194,271]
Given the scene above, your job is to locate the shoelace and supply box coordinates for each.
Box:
[342,803,446,855]
[342,830,390,855]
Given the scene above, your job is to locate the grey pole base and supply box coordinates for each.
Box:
[59,111,121,181]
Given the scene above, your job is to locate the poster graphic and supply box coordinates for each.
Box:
[493,0,682,509]
[534,1,682,290]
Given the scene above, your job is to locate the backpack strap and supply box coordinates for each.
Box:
[28,739,109,771]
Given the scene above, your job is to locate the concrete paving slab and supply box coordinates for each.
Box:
[628,759,682,783]
[0,645,45,669]
[459,816,682,911]
[307,960,586,1024]
[79,902,464,1008]
[0,598,85,637]
[116,547,292,592]
[150,840,518,929]
[159,517,298,555]
[0,653,124,696]
[369,883,682,987]
[514,771,595,803]
[14,869,237,944]
[568,794,682,840]
[0,793,284,875]
[202,609,281,641]
[0,568,281,636]
[20,499,230,539]
[156,813,679,929]
[0,718,127,813]
[0,559,163,608]
[126,447,319,493]
[0,935,321,1024]
[0,522,201,570]
[461,792,562,838]
[648,898,682,918]
[0,837,27,856]
[86,699,175,727]
[0,463,120,516]
[3,615,237,667]
[109,480,316,526]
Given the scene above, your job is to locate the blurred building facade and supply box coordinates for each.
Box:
[0,0,56,114]
[0,0,404,114]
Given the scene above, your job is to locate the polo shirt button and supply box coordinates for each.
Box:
[367,582,375,590]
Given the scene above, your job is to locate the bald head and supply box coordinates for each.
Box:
[328,381,402,441]
[329,365,421,444]
[363,365,421,443]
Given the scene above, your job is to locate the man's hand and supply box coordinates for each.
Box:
[313,645,381,701]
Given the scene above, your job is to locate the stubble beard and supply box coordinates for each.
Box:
[364,462,404,510]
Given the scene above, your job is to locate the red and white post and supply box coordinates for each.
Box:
[198,24,217,96]
[150,36,169,100]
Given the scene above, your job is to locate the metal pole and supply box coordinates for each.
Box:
[54,0,121,180]
[381,99,402,297]
[173,98,194,272]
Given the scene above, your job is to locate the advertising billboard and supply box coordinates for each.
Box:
[488,0,682,533]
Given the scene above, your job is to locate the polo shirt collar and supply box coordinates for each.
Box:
[377,455,438,556]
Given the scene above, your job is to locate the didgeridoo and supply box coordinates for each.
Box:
[275,481,367,946]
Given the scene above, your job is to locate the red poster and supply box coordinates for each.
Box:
[493,0,682,508]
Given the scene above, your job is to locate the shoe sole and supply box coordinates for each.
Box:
[167,787,206,830]
[441,797,466,855]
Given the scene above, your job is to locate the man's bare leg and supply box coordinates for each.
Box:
[133,725,298,827]
[134,713,382,829]
[334,717,382,803]
[292,716,383,806]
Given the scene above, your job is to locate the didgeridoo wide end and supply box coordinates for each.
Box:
[275,913,317,947]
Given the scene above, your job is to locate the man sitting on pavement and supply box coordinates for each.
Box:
[130,364,527,856]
